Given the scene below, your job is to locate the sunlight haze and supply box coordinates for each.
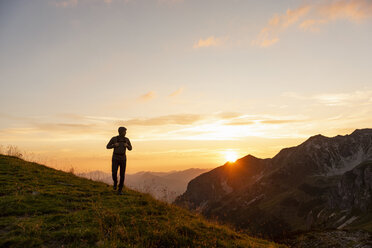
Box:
[1,0,372,173]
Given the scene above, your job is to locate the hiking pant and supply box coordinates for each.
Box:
[112,158,127,191]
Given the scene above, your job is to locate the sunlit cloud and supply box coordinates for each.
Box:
[225,120,255,126]
[193,36,225,49]
[257,37,279,48]
[0,114,113,141]
[120,114,202,126]
[260,119,302,124]
[139,91,157,102]
[253,0,372,47]
[299,19,328,32]
[169,87,184,97]
[225,117,304,126]
[32,123,99,134]
[252,5,311,47]
[283,90,372,106]
[318,0,372,21]
[217,112,242,120]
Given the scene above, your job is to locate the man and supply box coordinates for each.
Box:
[106,127,132,195]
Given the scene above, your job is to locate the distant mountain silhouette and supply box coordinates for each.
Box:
[79,168,210,203]
[175,129,372,246]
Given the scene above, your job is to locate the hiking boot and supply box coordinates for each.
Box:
[113,185,117,191]
[118,191,124,195]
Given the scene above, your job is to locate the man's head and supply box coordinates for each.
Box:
[118,126,127,136]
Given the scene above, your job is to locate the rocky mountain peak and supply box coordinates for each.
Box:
[351,128,372,136]
[175,129,372,241]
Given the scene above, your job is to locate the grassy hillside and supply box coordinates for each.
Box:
[0,155,285,248]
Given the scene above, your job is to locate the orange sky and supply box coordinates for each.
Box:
[1,0,372,173]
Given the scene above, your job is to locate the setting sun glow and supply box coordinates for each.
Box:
[224,150,238,163]
[1,1,372,174]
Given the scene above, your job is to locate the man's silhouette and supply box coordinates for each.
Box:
[106,127,132,195]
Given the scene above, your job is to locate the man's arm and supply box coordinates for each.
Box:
[126,138,132,151]
[106,137,118,149]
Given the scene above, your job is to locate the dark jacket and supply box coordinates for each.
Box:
[106,135,132,160]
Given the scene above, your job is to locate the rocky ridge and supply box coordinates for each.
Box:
[175,129,372,245]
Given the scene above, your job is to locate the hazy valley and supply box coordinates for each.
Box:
[78,168,210,203]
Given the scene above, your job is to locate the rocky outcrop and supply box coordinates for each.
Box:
[328,161,372,212]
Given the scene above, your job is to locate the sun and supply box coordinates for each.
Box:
[224,150,238,163]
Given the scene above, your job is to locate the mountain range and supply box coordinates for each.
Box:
[78,168,210,203]
[175,129,372,246]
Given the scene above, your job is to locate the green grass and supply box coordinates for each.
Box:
[0,155,286,248]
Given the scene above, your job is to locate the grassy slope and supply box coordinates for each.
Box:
[0,155,285,248]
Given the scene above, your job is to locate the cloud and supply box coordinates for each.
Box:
[299,19,328,32]
[253,0,372,47]
[217,112,242,120]
[32,123,98,134]
[120,114,202,126]
[283,90,372,106]
[169,88,184,97]
[252,5,311,47]
[225,120,254,126]
[52,0,182,8]
[256,36,279,48]
[119,112,306,128]
[225,118,303,126]
[54,0,78,7]
[318,0,372,21]
[193,36,225,49]
[139,91,156,102]
[215,113,307,126]
[260,119,301,124]
[0,122,104,142]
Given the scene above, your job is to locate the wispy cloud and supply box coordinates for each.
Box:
[169,87,184,97]
[54,0,78,7]
[139,91,156,102]
[225,117,305,126]
[193,36,226,49]
[225,120,255,126]
[299,19,328,32]
[318,0,372,21]
[53,0,182,8]
[120,114,202,126]
[217,112,242,120]
[283,90,372,106]
[252,5,310,47]
[253,0,372,47]
[32,122,98,134]
[260,119,302,124]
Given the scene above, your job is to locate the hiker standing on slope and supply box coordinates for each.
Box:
[106,127,132,195]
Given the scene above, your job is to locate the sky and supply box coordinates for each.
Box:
[1,0,372,173]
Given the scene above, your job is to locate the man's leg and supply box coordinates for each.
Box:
[112,159,119,190]
[118,159,127,193]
